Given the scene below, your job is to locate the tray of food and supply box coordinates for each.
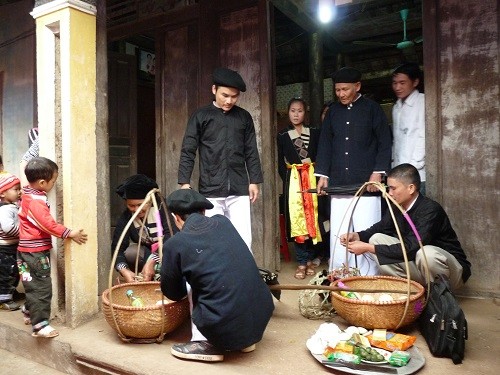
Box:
[307,323,425,374]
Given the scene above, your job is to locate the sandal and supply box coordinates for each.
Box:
[32,325,59,338]
[306,262,316,276]
[294,266,306,280]
[311,258,321,268]
[21,305,31,325]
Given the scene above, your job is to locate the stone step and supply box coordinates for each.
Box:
[1,348,67,374]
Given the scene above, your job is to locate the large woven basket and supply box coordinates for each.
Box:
[330,275,425,330]
[102,281,189,343]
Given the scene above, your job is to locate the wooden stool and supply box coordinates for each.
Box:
[279,214,290,261]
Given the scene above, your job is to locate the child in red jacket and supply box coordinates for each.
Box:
[18,157,87,338]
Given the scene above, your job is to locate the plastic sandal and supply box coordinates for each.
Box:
[306,266,316,276]
[32,325,59,338]
[311,258,321,267]
[294,266,306,280]
[21,305,31,325]
[306,262,316,276]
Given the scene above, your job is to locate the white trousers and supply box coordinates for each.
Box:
[186,282,206,341]
[329,195,381,275]
[206,195,253,253]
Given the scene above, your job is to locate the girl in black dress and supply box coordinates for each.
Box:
[277,98,323,279]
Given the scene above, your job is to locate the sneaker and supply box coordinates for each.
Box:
[0,300,20,311]
[171,341,224,362]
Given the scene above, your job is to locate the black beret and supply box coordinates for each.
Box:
[333,67,362,83]
[166,189,214,214]
[115,174,158,200]
[213,67,247,92]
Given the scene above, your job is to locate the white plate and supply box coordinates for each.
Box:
[360,347,391,364]
[311,345,425,375]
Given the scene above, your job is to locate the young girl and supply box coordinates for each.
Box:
[277,98,323,279]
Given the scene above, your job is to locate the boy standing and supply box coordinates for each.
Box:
[0,173,22,311]
[18,157,87,338]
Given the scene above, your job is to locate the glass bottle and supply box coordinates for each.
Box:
[126,289,145,307]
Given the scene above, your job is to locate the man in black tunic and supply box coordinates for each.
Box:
[315,67,392,275]
[161,189,274,362]
[177,67,263,253]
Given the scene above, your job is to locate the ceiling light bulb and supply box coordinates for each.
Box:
[318,0,334,24]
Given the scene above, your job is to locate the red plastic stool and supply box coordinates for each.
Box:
[279,214,290,261]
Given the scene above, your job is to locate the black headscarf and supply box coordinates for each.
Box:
[115,174,158,199]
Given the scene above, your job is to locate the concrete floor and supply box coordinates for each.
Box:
[1,261,499,375]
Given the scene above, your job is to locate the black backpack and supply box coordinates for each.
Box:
[419,274,468,364]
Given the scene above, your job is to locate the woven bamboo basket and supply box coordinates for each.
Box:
[102,281,189,343]
[330,275,425,329]
[102,188,190,343]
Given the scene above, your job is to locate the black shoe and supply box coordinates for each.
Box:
[171,341,224,362]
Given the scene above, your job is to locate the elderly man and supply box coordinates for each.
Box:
[315,67,392,275]
[160,189,274,362]
[177,67,263,253]
[339,163,471,291]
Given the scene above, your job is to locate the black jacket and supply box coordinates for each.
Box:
[160,213,274,350]
[358,194,471,282]
[178,103,263,197]
[315,96,392,186]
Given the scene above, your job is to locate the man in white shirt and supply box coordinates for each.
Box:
[391,63,426,194]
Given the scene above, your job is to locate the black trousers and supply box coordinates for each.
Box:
[17,250,52,330]
[0,245,20,300]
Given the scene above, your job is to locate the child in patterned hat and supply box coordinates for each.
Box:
[0,172,22,311]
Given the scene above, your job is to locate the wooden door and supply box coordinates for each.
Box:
[156,0,279,269]
[107,51,137,226]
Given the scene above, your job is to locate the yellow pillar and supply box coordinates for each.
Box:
[31,0,98,327]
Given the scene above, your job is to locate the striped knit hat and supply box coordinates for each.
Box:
[0,172,21,194]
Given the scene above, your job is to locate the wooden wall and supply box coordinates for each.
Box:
[423,0,499,296]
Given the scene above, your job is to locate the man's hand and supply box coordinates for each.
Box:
[249,184,259,203]
[70,229,88,244]
[367,173,383,193]
[180,183,191,189]
[344,240,375,255]
[317,176,329,195]
[339,232,360,246]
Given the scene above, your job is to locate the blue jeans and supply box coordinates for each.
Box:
[294,241,314,266]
